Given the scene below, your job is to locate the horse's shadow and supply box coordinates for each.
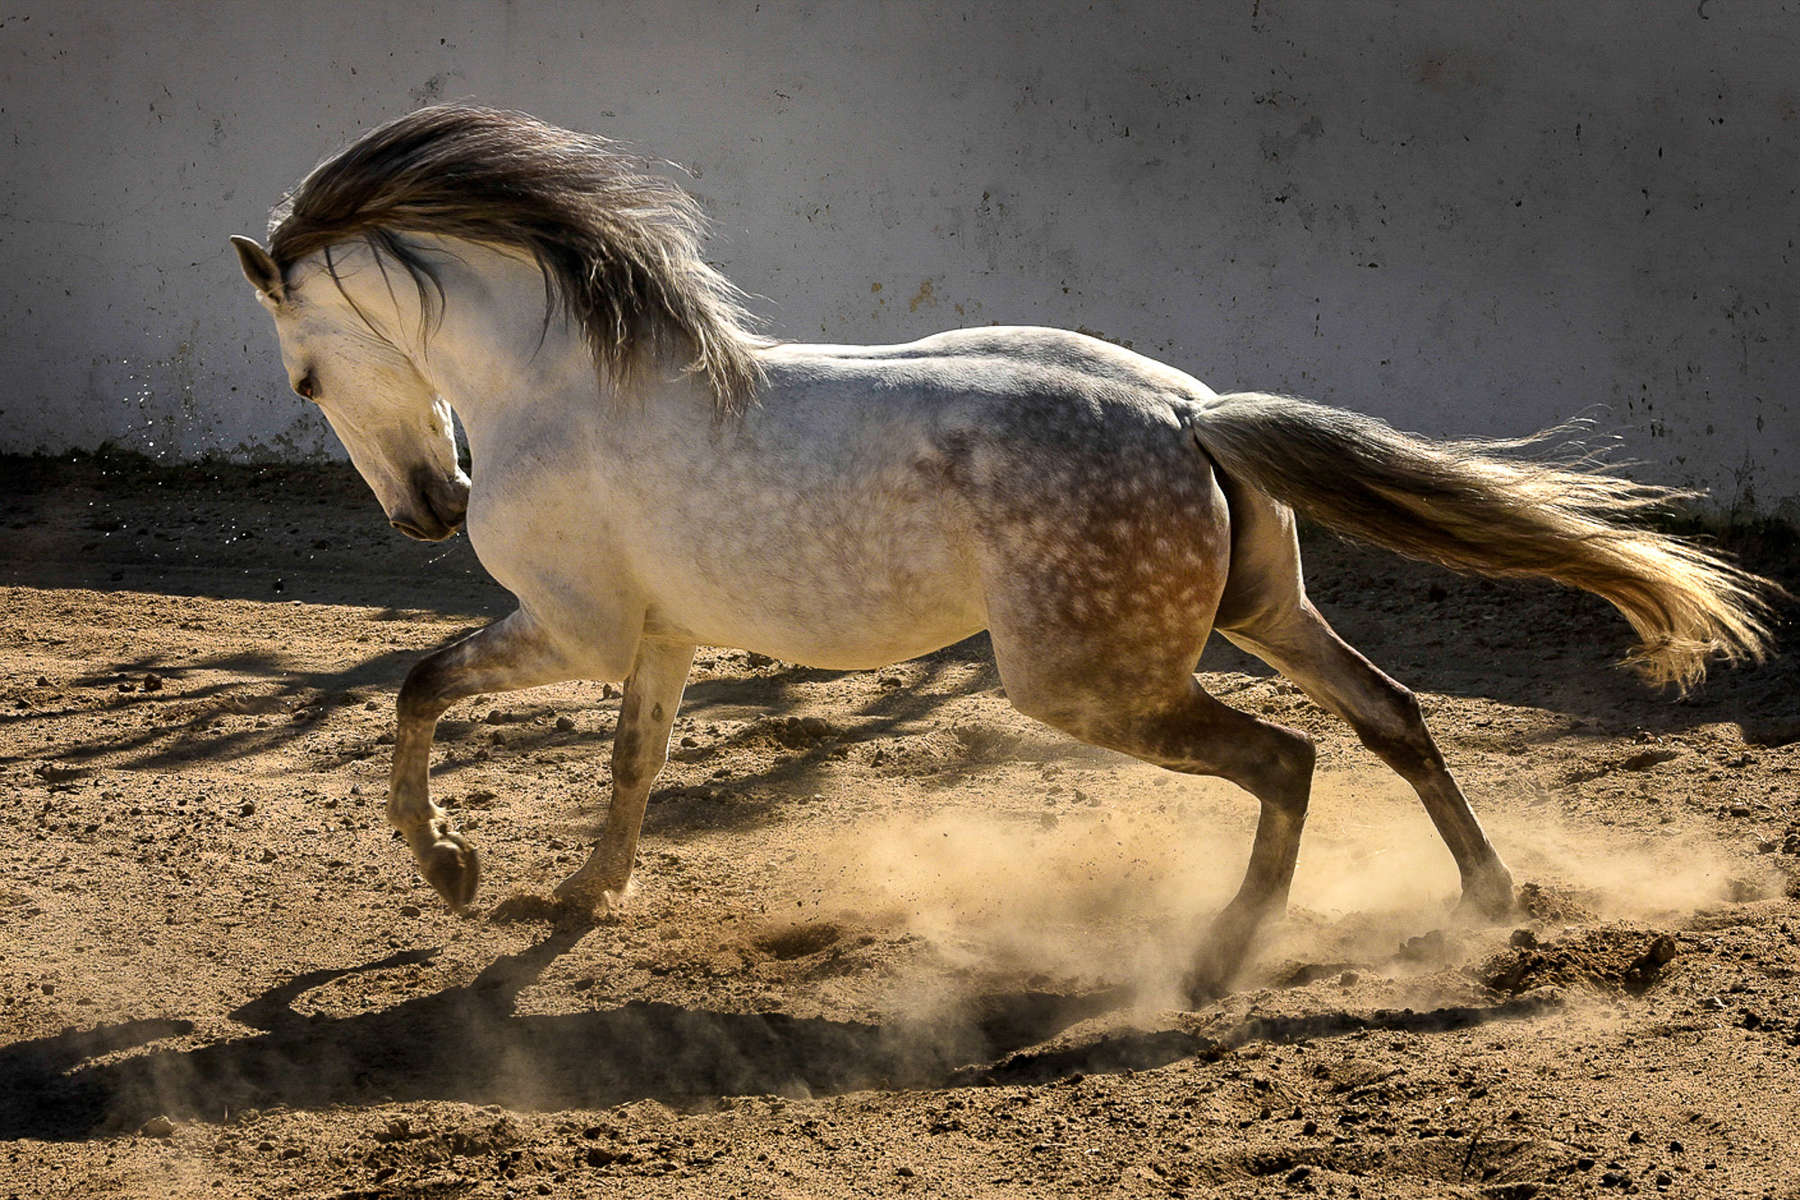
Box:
[0,931,1114,1142]
[0,927,1565,1143]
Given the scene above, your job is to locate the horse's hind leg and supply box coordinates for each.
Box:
[1215,486,1515,916]
[996,642,1316,999]
[391,611,578,909]
[553,638,695,913]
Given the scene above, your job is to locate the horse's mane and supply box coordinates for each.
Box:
[267,104,763,414]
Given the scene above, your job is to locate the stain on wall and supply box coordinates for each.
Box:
[1,2,1795,514]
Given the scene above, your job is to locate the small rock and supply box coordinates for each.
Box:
[680,735,699,748]
[35,675,51,687]
[399,904,422,918]
[895,1165,916,1177]
[601,683,620,699]
[485,709,505,725]
[257,848,276,864]
[1628,1130,1644,1144]
[140,1115,175,1138]
[1728,804,1753,818]
[1620,747,1681,771]
[1338,970,1359,988]
[239,801,256,817]
[555,716,575,732]
[143,673,163,692]
[1509,928,1539,949]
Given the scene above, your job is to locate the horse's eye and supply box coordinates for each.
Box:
[294,372,318,400]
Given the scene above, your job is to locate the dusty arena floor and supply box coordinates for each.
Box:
[2,455,1798,1199]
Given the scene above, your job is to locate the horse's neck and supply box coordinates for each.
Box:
[403,238,619,456]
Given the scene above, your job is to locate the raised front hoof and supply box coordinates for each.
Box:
[1455,870,1516,923]
[419,832,481,911]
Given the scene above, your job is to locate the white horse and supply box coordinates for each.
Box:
[232,106,1771,996]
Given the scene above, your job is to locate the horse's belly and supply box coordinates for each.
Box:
[639,534,988,669]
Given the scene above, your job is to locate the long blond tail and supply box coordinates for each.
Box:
[1190,392,1778,692]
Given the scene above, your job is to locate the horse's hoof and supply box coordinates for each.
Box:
[1456,871,1516,923]
[420,832,480,910]
[551,873,633,918]
[1182,967,1229,1008]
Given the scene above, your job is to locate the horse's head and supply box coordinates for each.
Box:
[231,235,470,542]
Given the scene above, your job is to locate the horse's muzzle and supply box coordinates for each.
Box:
[392,469,471,542]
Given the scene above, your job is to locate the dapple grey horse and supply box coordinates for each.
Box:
[232,105,1771,995]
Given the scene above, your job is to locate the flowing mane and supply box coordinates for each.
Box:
[267,104,764,414]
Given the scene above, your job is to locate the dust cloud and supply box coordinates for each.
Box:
[784,763,1763,1015]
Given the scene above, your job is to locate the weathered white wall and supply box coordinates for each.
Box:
[3,2,1796,512]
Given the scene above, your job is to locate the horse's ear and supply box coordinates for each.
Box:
[231,235,285,304]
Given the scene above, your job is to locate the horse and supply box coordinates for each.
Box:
[231,104,1773,997]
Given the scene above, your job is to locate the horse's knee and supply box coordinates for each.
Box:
[609,746,665,795]
[397,655,452,724]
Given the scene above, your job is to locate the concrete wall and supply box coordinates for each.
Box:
[3,2,1796,513]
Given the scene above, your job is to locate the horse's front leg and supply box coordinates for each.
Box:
[390,610,577,909]
[553,638,695,914]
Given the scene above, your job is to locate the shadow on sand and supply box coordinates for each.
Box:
[0,930,1560,1143]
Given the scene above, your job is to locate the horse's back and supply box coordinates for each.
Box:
[760,326,1234,671]
[760,325,1215,413]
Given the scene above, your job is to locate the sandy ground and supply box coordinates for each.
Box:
[2,455,1798,1199]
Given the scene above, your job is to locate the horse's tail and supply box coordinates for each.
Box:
[1188,392,1779,692]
